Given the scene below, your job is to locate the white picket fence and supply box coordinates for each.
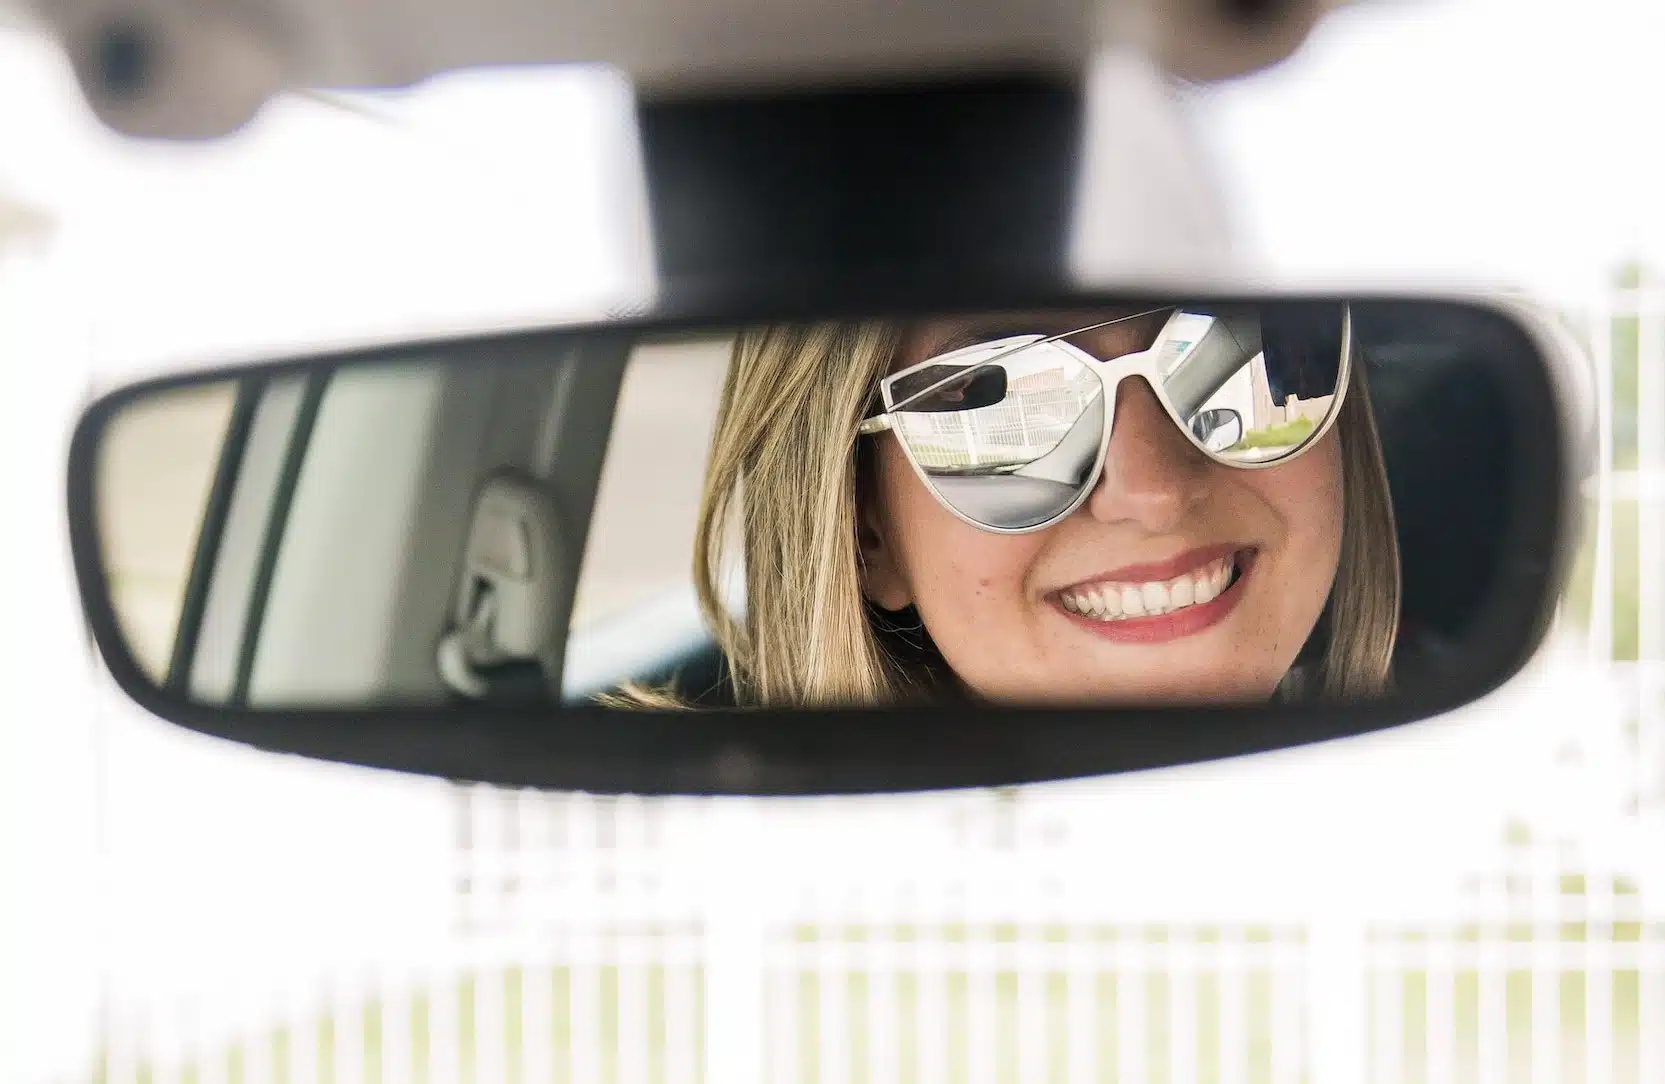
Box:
[1584,283,1665,827]
[86,287,1665,1084]
[444,796,1665,1084]
[88,779,1665,1084]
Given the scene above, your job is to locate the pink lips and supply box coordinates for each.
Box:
[1054,542,1243,592]
[1051,546,1255,645]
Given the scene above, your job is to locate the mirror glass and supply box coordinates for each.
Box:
[79,299,1554,720]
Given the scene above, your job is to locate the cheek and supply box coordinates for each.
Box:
[1248,431,1346,586]
[876,443,1043,606]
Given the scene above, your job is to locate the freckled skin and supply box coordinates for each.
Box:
[858,315,1345,705]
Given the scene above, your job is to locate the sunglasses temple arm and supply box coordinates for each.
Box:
[857,415,894,436]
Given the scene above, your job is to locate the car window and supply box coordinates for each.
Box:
[569,335,731,628]
[95,380,239,681]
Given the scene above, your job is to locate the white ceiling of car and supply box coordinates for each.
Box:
[10,0,1339,138]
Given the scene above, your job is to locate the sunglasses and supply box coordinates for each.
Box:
[857,303,1353,533]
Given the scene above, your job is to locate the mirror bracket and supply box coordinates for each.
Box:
[640,77,1082,314]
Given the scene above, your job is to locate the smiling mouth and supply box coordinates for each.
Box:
[1056,550,1249,622]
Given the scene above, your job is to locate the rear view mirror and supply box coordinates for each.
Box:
[68,294,1588,794]
[1189,407,1243,452]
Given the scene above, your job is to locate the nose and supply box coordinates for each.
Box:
[1084,377,1211,532]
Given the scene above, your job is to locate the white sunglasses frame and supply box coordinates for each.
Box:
[856,304,1354,535]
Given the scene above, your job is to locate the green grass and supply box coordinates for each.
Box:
[1227,417,1315,453]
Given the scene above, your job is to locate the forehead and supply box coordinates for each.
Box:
[896,306,1173,371]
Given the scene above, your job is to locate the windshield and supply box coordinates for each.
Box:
[5,1,1664,1081]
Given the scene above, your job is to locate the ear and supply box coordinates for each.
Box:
[857,489,914,611]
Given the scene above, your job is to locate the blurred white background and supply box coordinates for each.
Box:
[3,1,1664,1082]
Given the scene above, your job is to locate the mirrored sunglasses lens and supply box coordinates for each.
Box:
[1158,304,1347,464]
[891,343,1102,531]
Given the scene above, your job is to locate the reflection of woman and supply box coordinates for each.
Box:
[626,305,1399,708]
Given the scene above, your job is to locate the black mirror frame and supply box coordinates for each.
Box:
[68,291,1586,796]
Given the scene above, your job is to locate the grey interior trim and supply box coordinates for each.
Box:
[528,336,634,695]
[232,374,329,705]
[167,378,262,692]
[1164,312,1263,418]
[531,366,569,483]
[380,352,571,698]
[187,375,309,704]
[247,363,447,705]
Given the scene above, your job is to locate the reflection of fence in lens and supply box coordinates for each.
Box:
[903,386,1094,471]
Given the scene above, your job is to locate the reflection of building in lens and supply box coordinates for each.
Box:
[1246,355,1333,427]
[1158,338,1193,374]
[1008,366,1069,391]
[1250,356,1277,426]
[1282,392,1334,424]
[1218,353,1336,459]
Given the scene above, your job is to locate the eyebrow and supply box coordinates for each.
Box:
[923,327,1034,359]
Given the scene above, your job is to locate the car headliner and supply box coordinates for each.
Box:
[12,0,1339,138]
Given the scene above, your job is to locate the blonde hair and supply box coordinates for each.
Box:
[624,319,1400,708]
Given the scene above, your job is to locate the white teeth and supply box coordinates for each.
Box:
[1058,553,1241,622]
[1141,582,1168,614]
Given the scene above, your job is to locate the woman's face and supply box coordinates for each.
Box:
[858,313,1346,704]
